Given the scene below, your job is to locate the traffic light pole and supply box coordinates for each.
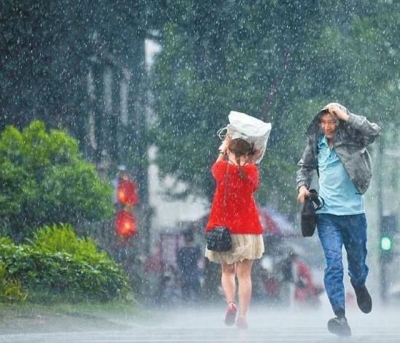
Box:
[380,258,388,303]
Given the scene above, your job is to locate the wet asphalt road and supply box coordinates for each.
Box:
[0,302,399,343]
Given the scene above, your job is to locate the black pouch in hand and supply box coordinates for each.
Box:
[301,189,324,237]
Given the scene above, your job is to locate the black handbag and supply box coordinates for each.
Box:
[206,226,232,252]
[206,163,232,252]
[301,189,324,237]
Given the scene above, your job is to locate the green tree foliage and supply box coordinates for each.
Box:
[150,0,340,208]
[0,1,91,133]
[2,0,399,219]
[0,121,113,242]
[0,0,158,168]
[150,0,400,214]
[343,4,400,124]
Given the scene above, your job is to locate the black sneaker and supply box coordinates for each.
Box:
[351,281,372,314]
[327,316,352,337]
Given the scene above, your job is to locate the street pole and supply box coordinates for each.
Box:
[377,136,388,303]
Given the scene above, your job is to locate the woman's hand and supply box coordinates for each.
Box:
[219,136,231,154]
[250,149,264,163]
[217,137,229,161]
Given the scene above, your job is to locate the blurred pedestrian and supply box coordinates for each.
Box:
[296,103,381,337]
[278,250,297,308]
[177,230,202,302]
[205,137,265,329]
[292,256,323,308]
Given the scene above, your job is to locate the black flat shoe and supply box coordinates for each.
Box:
[327,316,352,337]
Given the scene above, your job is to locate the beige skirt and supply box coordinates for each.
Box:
[205,234,265,265]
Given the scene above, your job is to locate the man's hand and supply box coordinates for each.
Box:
[297,186,310,204]
[323,103,349,122]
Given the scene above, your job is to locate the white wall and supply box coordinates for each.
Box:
[147,146,209,232]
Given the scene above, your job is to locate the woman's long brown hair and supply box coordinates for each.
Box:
[228,138,254,178]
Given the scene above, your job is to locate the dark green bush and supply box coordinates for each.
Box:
[0,226,131,303]
[29,224,107,264]
[0,262,28,303]
[0,121,114,242]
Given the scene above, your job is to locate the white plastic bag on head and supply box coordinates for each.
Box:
[218,111,272,163]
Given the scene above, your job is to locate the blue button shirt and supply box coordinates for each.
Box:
[316,135,364,215]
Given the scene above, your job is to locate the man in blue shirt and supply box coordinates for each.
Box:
[296,103,381,337]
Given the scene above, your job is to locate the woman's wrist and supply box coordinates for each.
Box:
[217,151,226,161]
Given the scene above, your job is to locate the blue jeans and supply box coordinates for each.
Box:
[317,213,369,315]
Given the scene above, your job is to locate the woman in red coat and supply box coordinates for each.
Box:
[205,138,264,329]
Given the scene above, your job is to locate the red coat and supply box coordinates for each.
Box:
[205,160,263,235]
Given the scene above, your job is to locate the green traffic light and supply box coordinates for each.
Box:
[381,236,393,251]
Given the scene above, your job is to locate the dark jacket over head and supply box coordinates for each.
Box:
[296,104,381,195]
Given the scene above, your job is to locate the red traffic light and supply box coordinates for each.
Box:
[117,179,138,206]
[115,210,136,238]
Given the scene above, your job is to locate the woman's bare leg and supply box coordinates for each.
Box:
[221,262,236,304]
[236,259,254,319]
